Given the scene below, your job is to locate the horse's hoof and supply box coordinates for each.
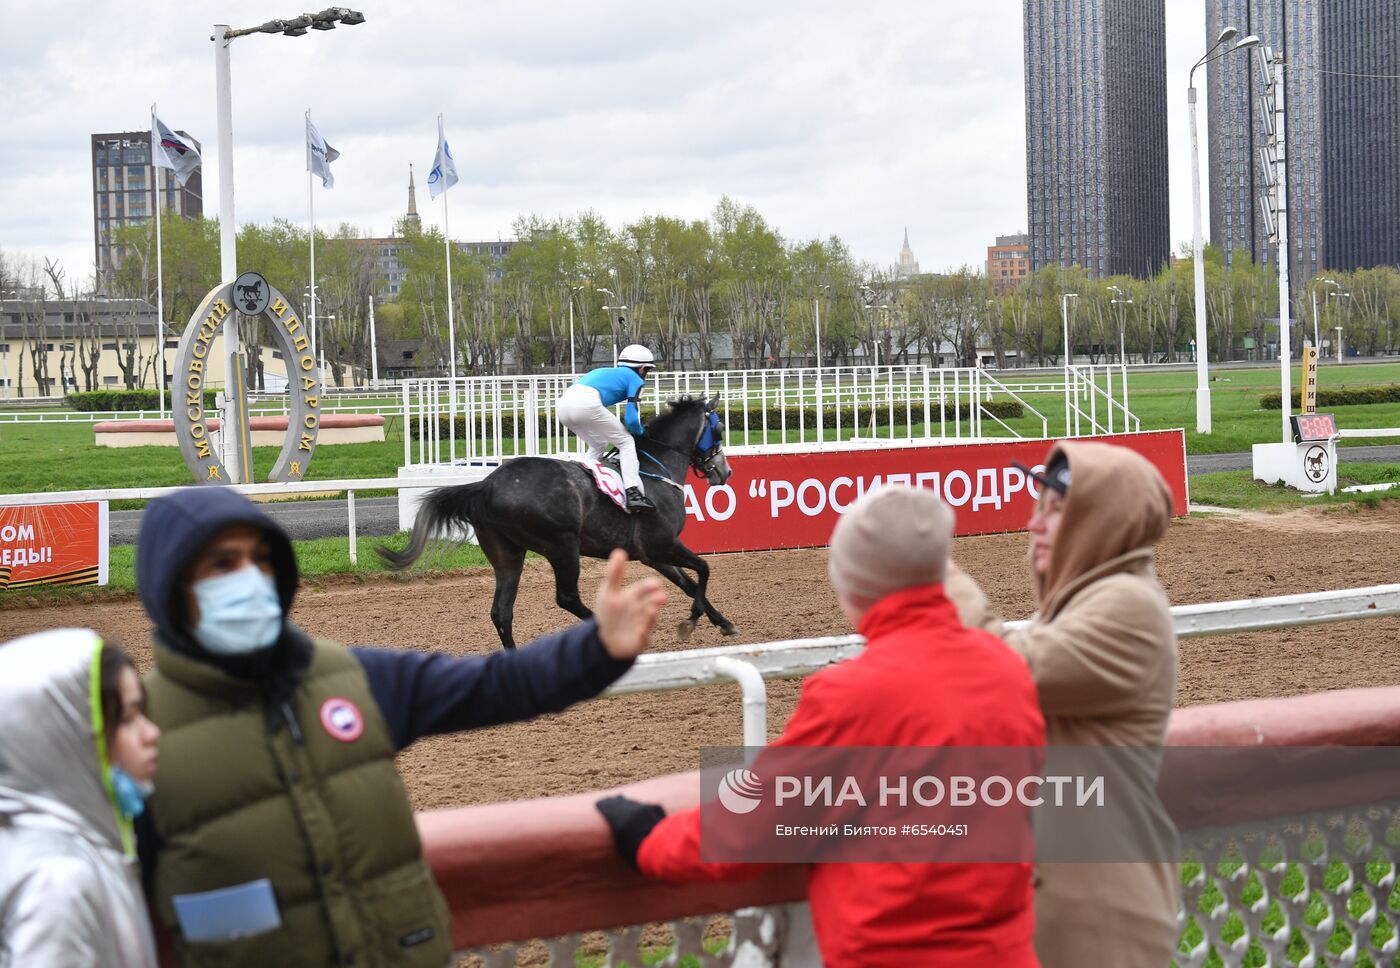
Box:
[720,625,739,637]
[677,619,697,641]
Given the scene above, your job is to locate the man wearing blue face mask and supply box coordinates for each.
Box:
[132,486,667,967]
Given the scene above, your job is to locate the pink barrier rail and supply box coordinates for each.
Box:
[417,685,1400,950]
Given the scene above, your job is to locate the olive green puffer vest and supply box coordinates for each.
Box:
[145,640,451,967]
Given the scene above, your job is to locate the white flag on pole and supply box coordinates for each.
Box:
[427,118,458,200]
[306,117,340,189]
[151,117,201,187]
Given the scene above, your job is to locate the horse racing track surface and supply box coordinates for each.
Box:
[4,502,1400,812]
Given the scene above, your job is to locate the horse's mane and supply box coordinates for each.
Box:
[644,396,708,436]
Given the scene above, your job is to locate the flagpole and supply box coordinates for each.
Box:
[369,294,378,384]
[152,104,167,419]
[439,113,457,462]
[306,110,318,381]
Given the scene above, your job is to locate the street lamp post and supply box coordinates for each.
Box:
[1311,277,1339,349]
[567,284,585,375]
[212,7,364,480]
[0,290,14,400]
[303,285,318,359]
[814,283,830,375]
[598,289,625,365]
[858,285,880,368]
[1189,27,1260,435]
[1261,44,1295,444]
[319,314,333,380]
[368,294,377,385]
[1061,292,1079,434]
[1330,292,1351,362]
[1109,285,1134,419]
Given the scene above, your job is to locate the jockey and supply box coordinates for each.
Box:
[557,344,657,514]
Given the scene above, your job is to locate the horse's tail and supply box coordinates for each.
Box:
[376,482,485,570]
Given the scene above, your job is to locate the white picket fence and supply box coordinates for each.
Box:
[400,365,1069,466]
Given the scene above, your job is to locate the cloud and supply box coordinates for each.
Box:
[0,0,1206,290]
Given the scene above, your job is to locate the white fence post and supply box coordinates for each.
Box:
[348,489,357,564]
[713,656,768,751]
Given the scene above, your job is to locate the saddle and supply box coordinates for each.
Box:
[563,455,629,510]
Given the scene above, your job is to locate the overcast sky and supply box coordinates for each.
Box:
[0,1,1210,289]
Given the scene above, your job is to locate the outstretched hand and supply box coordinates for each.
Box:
[595,549,668,660]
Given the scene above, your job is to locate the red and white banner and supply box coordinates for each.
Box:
[681,431,1188,554]
[0,502,109,588]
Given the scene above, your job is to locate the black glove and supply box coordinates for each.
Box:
[595,795,666,869]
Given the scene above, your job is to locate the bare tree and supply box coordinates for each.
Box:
[111,300,151,390]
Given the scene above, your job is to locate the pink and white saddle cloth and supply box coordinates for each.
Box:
[562,456,628,509]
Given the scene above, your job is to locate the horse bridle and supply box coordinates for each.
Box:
[640,411,725,478]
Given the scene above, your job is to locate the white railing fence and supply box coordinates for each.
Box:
[0,474,494,566]
[440,582,1400,968]
[1065,363,1140,437]
[606,582,1400,742]
[401,365,1077,467]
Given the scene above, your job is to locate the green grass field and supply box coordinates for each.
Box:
[993,362,1400,456]
[0,534,490,605]
[6,362,1400,496]
[1190,463,1400,510]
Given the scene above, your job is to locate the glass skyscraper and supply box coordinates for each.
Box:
[90,131,203,286]
[1024,0,1170,279]
[1321,0,1400,271]
[1207,0,1398,277]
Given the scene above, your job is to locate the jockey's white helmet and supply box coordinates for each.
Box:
[618,344,656,369]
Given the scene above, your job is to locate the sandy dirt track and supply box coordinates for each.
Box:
[3,503,1399,811]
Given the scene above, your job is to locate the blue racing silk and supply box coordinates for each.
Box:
[577,366,646,435]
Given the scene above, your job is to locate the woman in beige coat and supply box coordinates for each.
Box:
[947,439,1181,968]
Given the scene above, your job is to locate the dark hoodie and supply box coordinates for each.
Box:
[134,486,635,750]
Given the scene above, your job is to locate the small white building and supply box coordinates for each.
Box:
[0,297,317,399]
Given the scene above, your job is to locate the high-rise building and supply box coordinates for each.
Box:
[90,132,203,285]
[893,228,921,279]
[1023,0,1170,279]
[1206,0,1324,280]
[987,232,1031,289]
[1321,0,1400,270]
[404,164,421,232]
[353,168,515,299]
[1207,1,1399,277]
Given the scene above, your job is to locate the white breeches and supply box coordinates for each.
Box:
[557,384,642,490]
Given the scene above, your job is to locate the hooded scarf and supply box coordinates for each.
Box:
[0,629,158,967]
[1033,440,1175,617]
[136,487,312,729]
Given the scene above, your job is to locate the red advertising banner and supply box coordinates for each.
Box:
[681,431,1188,554]
[0,502,109,589]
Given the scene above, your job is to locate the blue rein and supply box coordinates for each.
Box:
[638,449,682,488]
[634,411,722,489]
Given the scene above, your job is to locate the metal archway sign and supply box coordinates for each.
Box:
[173,273,321,484]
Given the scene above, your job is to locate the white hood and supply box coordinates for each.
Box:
[0,628,124,854]
[0,629,157,967]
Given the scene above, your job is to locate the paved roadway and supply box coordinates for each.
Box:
[106,445,1400,546]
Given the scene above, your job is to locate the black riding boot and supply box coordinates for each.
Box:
[625,486,656,514]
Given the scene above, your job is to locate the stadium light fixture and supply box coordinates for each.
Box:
[1188,25,1255,435]
[210,7,366,480]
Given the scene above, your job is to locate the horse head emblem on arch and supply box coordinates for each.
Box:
[380,395,738,648]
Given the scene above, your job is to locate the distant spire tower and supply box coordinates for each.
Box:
[404,164,421,232]
[895,227,920,279]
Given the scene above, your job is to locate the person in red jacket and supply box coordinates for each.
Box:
[597,485,1045,967]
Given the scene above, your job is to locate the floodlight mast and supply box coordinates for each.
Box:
[211,7,364,480]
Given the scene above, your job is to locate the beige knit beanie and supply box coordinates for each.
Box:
[827,485,954,602]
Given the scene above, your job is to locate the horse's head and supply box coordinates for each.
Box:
[649,395,732,487]
[693,395,732,487]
